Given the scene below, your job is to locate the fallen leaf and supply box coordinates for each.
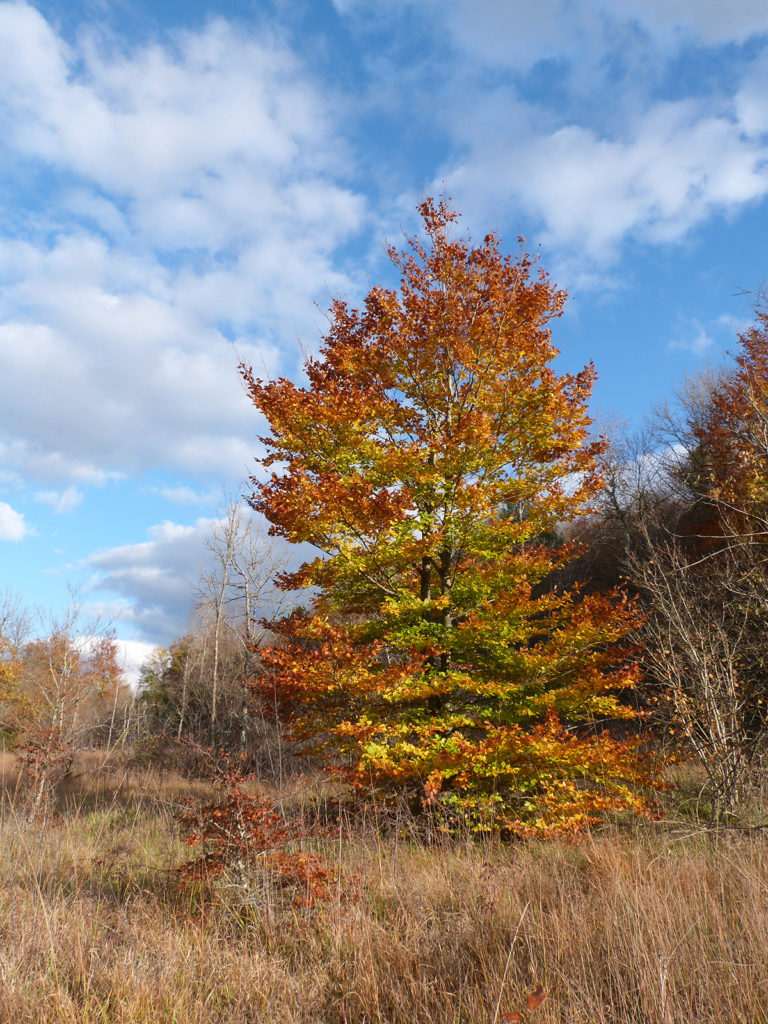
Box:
[527,985,547,1010]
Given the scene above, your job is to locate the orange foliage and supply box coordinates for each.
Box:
[177,770,333,906]
[696,303,768,519]
[243,198,661,834]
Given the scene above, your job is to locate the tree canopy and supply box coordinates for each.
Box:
[241,198,657,834]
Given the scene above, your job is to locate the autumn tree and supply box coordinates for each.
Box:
[1,592,122,750]
[0,589,31,747]
[698,299,768,534]
[625,304,768,819]
[241,199,657,834]
[0,590,125,811]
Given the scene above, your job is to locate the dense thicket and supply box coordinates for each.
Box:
[568,303,768,818]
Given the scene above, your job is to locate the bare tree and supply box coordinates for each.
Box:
[0,588,31,650]
[139,499,291,765]
[629,525,768,820]
[599,351,768,821]
[195,497,289,744]
[198,509,236,742]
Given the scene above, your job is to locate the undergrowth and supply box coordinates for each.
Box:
[1,753,767,1023]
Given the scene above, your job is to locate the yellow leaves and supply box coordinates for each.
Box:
[243,197,663,834]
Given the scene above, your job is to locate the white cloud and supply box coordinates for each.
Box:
[34,486,83,514]
[329,0,768,272]
[442,100,768,262]
[716,312,754,336]
[0,0,767,502]
[84,510,309,646]
[614,0,768,47]
[0,500,29,540]
[0,5,367,487]
[0,236,304,478]
[115,638,160,689]
[669,324,715,355]
[0,10,341,202]
[336,0,768,69]
[667,313,751,355]
[736,53,768,138]
[0,439,124,486]
[432,0,597,71]
[85,517,216,643]
[435,0,768,68]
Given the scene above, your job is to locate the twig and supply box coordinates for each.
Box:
[492,900,530,1024]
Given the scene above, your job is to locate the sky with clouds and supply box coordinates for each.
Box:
[1,0,767,677]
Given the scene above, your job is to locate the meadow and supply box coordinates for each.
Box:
[1,751,767,1024]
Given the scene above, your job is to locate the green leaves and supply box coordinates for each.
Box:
[244,198,659,834]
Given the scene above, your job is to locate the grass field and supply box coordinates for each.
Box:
[1,751,767,1023]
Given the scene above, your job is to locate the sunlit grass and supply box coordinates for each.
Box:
[1,753,767,1023]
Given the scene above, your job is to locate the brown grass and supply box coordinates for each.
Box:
[1,755,767,1023]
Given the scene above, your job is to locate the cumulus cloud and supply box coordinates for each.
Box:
[0,8,346,205]
[441,0,768,65]
[151,485,220,506]
[0,439,124,487]
[86,518,216,643]
[84,510,309,647]
[330,0,768,273]
[443,100,768,262]
[614,0,768,47]
[1,0,767,506]
[667,312,752,355]
[0,5,367,487]
[335,0,768,69]
[0,500,29,540]
[736,53,768,138]
[116,638,160,689]
[669,324,716,355]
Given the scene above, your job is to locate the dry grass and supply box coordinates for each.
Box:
[1,755,767,1023]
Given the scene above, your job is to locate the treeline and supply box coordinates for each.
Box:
[137,501,292,778]
[4,201,768,830]
[0,507,292,805]
[128,247,768,826]
[569,311,768,819]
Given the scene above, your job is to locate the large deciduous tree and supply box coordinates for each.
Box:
[241,199,656,834]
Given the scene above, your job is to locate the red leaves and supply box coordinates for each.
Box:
[501,984,547,1021]
[177,774,333,907]
[527,984,547,1010]
[690,304,768,516]
[241,197,661,834]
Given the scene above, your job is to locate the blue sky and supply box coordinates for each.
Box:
[1,0,767,677]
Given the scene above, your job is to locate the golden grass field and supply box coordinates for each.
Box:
[1,751,767,1023]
